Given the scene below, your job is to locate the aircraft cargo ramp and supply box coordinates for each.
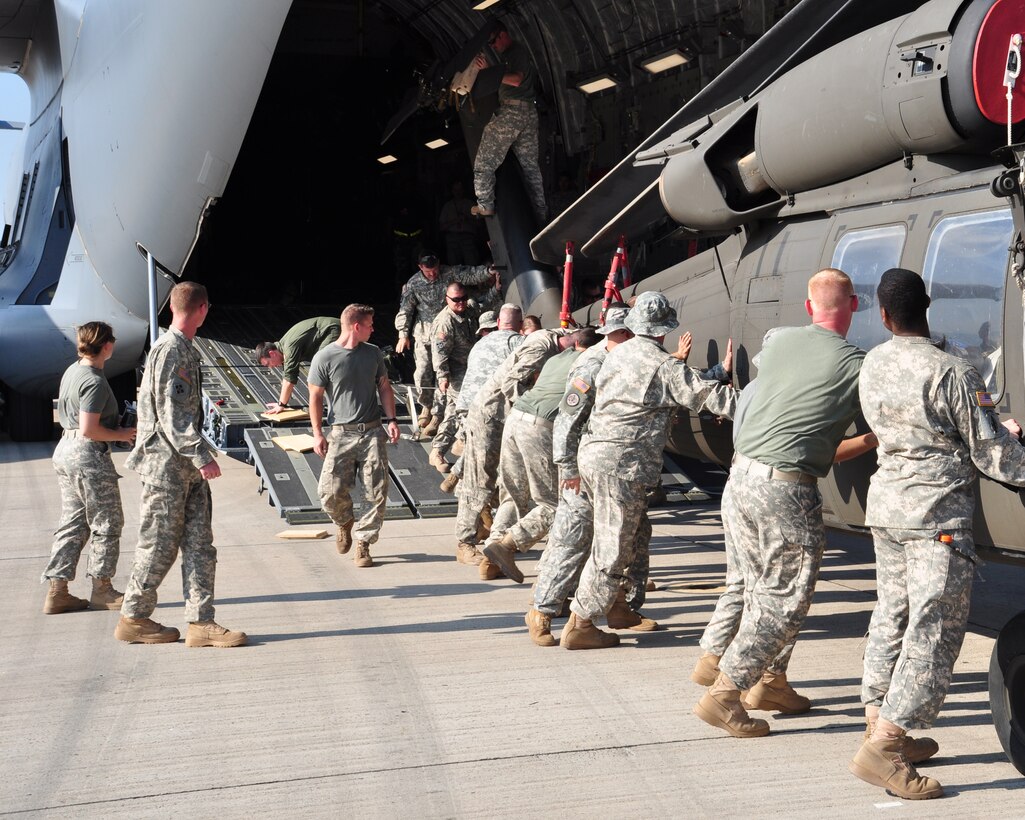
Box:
[193,308,723,523]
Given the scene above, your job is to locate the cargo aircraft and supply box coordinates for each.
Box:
[0,0,1022,773]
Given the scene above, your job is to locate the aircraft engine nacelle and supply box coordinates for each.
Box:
[660,0,1025,231]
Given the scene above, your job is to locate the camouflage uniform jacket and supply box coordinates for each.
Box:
[471,330,566,423]
[556,341,731,481]
[394,265,493,343]
[126,327,214,487]
[456,330,525,412]
[861,334,1025,532]
[577,335,738,486]
[431,306,479,389]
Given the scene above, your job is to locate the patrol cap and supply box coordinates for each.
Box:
[598,306,630,335]
[418,251,440,267]
[624,291,679,336]
[477,310,498,334]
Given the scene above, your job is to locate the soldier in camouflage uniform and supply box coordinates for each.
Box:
[693,269,865,738]
[449,305,524,562]
[310,304,402,568]
[456,323,572,574]
[41,321,137,615]
[849,269,1025,800]
[470,23,546,223]
[481,328,601,583]
[527,307,732,646]
[394,251,497,430]
[563,293,738,651]
[691,326,876,687]
[429,283,485,473]
[116,282,247,648]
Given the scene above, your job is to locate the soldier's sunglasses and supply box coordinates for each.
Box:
[447,295,468,303]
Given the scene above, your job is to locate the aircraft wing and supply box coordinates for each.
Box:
[530,0,929,264]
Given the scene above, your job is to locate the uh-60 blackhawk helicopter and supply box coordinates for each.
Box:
[530,0,1025,775]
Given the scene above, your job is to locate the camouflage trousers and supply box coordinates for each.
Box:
[122,474,216,623]
[489,409,558,551]
[570,466,650,621]
[699,478,795,673]
[412,326,444,416]
[454,413,504,544]
[862,527,975,730]
[473,103,546,219]
[318,426,390,544]
[42,435,123,582]
[533,483,650,617]
[432,386,463,458]
[718,468,825,691]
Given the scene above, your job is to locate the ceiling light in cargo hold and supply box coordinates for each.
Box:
[471,0,502,9]
[576,73,618,94]
[639,49,691,74]
[425,138,448,149]
[377,154,398,165]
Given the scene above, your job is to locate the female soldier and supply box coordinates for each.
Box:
[41,322,137,613]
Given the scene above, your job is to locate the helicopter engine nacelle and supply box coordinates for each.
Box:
[660,0,1025,230]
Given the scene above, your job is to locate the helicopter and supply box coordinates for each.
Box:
[530,0,1025,773]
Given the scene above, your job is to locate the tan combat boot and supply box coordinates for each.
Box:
[483,534,523,583]
[525,608,556,647]
[451,439,464,457]
[43,579,90,614]
[694,673,770,738]
[606,590,658,631]
[417,406,432,427]
[865,716,939,764]
[336,520,354,554]
[849,737,944,799]
[114,616,180,644]
[428,449,451,474]
[645,579,657,592]
[690,652,721,686]
[479,557,504,580]
[456,542,484,565]
[742,670,811,714]
[354,540,374,567]
[90,578,124,610]
[440,473,460,494]
[185,620,248,648]
[560,613,620,650]
[423,415,440,437]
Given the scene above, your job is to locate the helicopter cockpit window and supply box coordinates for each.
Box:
[923,209,1013,393]
[831,224,906,352]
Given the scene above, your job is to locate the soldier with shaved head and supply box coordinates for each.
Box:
[693,268,869,738]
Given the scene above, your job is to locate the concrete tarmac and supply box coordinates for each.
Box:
[3,439,1024,818]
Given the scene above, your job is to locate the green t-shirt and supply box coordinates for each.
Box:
[308,342,387,425]
[499,42,536,103]
[57,362,119,431]
[733,324,865,477]
[276,317,341,384]
[514,347,580,421]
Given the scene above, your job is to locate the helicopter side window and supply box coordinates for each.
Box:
[923,209,1013,393]
[831,225,906,352]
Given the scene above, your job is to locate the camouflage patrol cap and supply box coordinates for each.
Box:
[598,305,630,335]
[624,291,679,336]
[477,310,498,334]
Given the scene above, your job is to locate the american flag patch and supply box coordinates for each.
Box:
[571,377,590,393]
[177,367,192,383]
[976,391,995,407]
